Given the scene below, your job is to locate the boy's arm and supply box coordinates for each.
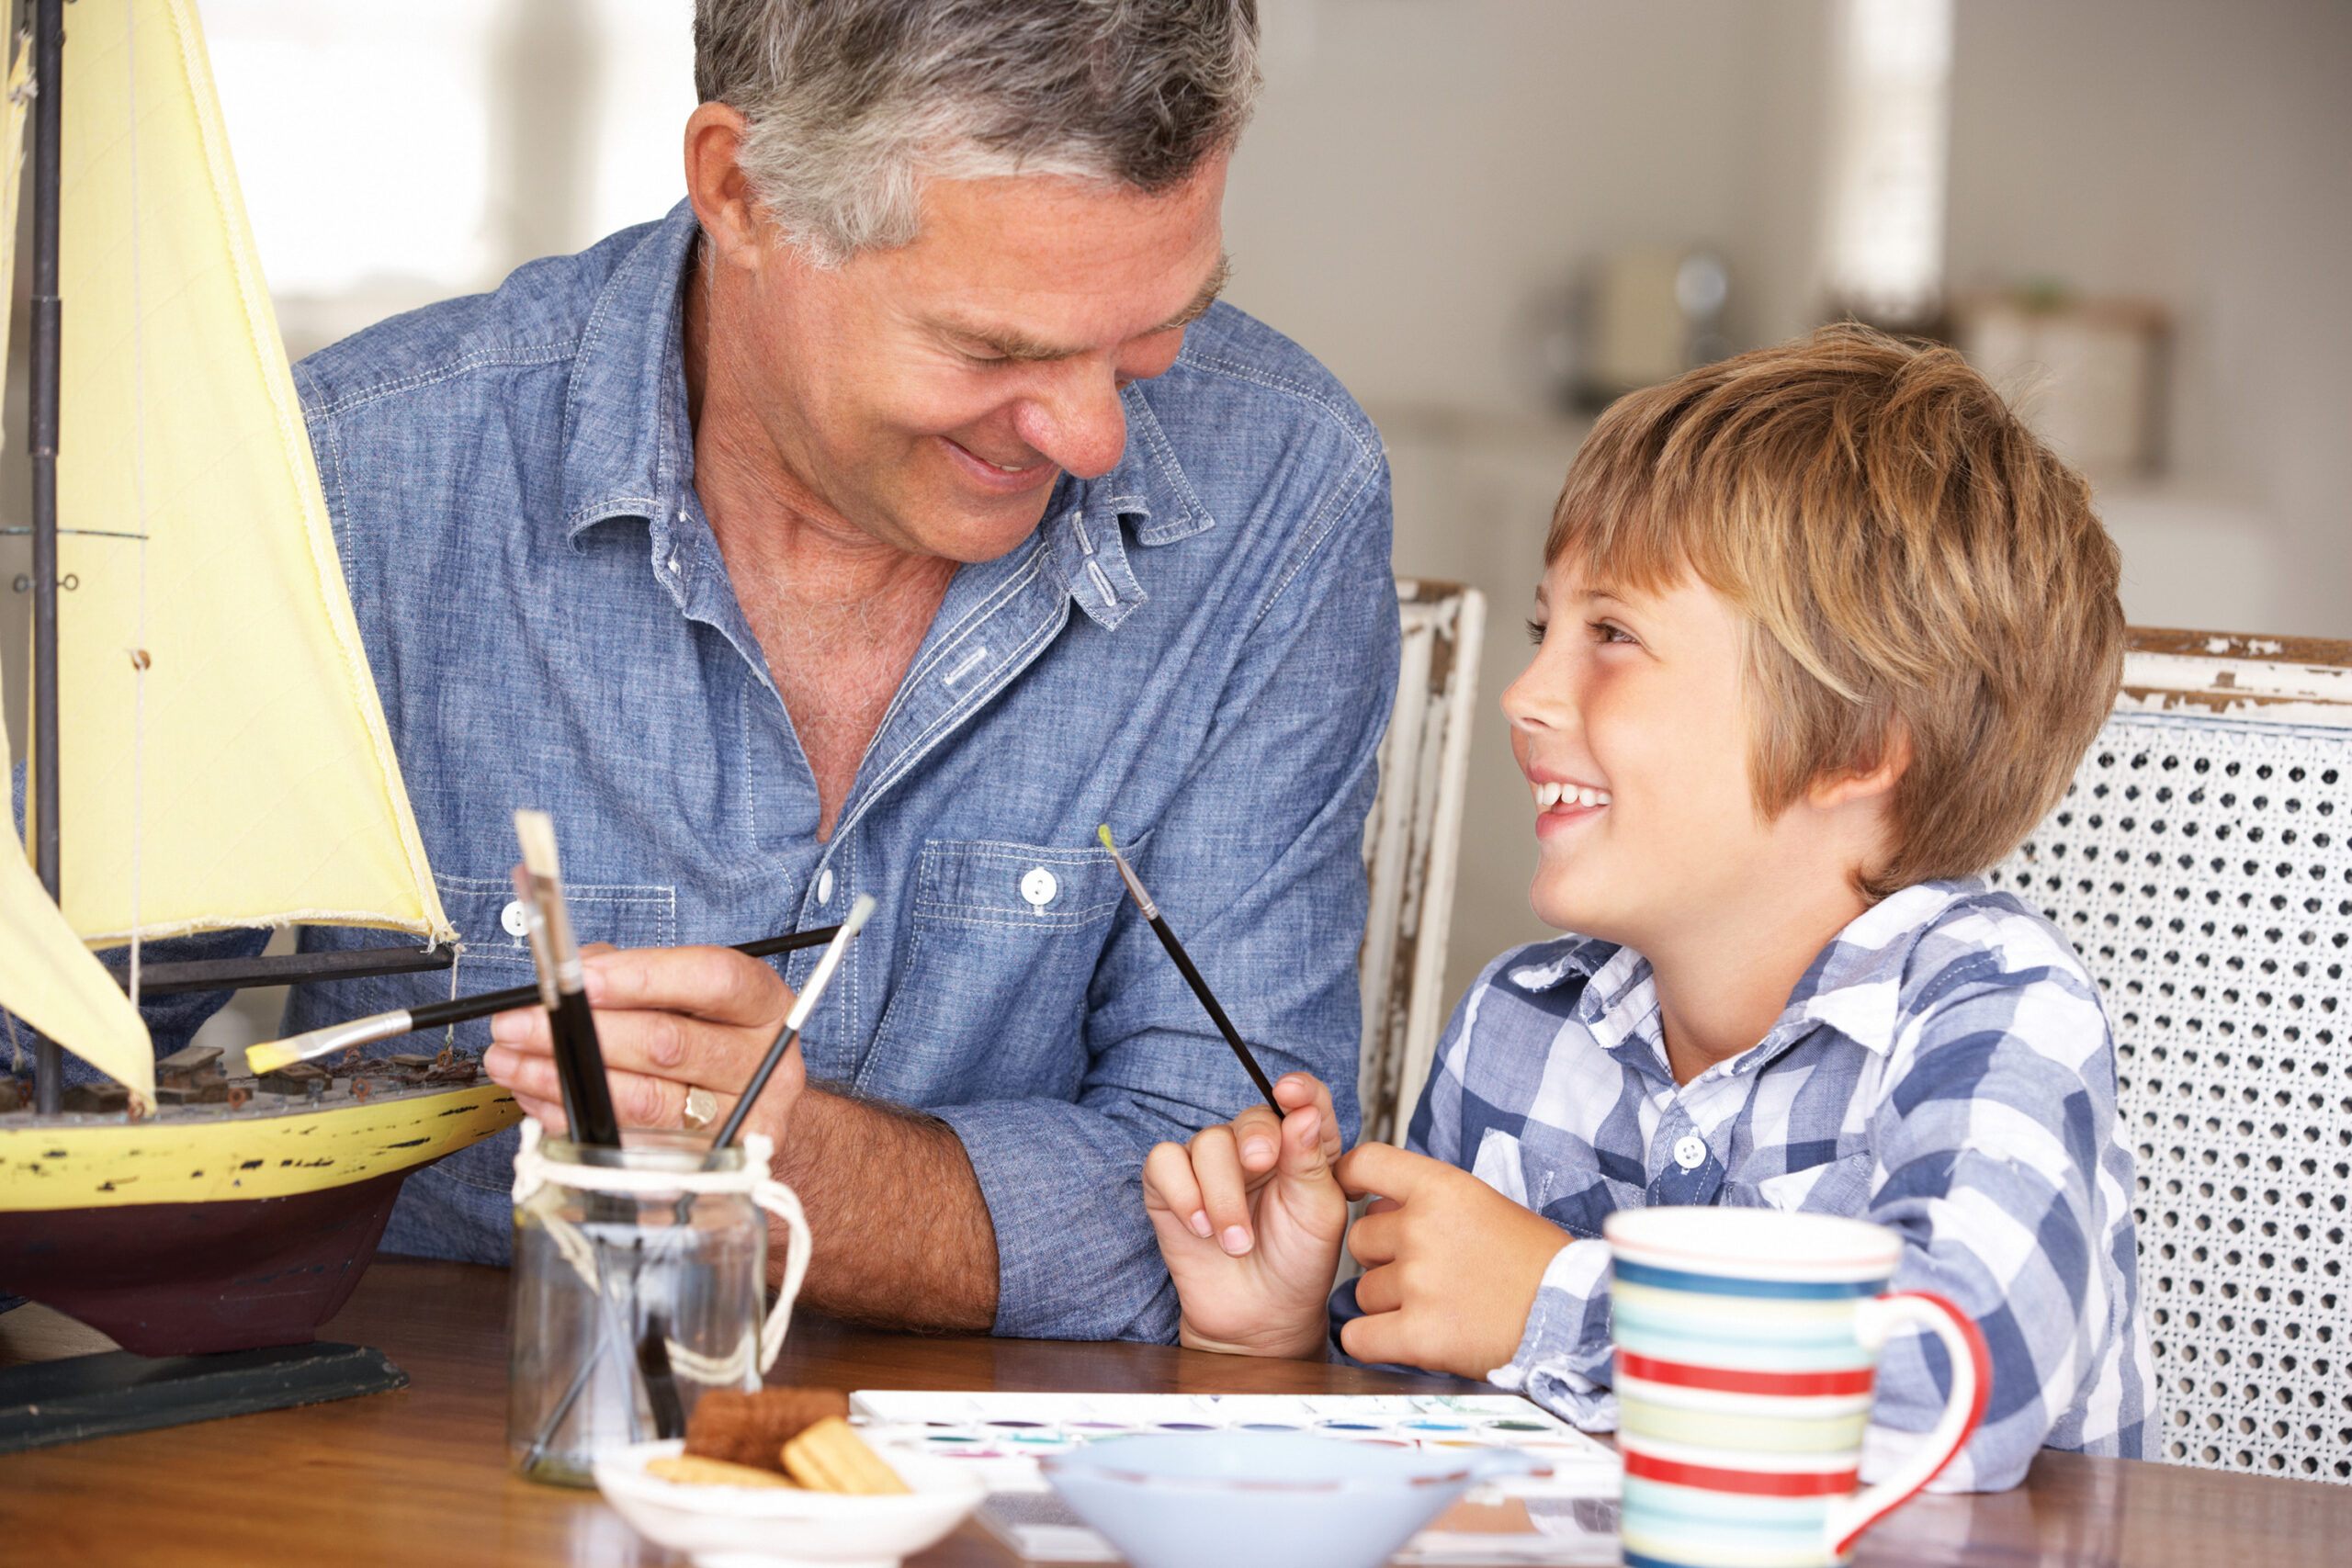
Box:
[1343,960,1611,1413]
[1860,942,2147,1492]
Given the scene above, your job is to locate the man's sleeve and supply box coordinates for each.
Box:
[1860,943,2145,1491]
[933,460,1398,1343]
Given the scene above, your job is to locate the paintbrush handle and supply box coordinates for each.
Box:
[408,926,845,1032]
[552,988,622,1148]
[706,1027,796,1156]
[244,925,848,1077]
[1148,915,1283,1115]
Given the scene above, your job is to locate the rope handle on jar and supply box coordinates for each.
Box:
[513,1118,813,1373]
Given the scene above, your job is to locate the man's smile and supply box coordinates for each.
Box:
[939,434,1057,492]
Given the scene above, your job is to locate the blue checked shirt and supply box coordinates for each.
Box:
[1407,879,2153,1491]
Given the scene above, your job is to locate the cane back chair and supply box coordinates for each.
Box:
[1985,627,2352,1483]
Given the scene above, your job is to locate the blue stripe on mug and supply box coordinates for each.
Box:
[1613,1259,1886,1299]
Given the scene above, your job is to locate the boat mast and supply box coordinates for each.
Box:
[28,0,63,1116]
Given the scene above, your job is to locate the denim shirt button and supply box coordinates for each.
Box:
[816,868,834,906]
[500,899,530,937]
[1020,867,1058,908]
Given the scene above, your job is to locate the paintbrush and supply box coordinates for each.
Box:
[242,925,844,1076]
[703,894,876,1156]
[513,809,622,1148]
[510,812,684,1440]
[1097,825,1283,1117]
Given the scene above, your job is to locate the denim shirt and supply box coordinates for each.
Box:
[127,202,1396,1342]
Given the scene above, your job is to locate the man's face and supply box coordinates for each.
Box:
[718,156,1230,563]
[1501,555,1779,951]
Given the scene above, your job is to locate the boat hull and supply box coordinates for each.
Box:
[0,1170,405,1355]
[0,1078,519,1356]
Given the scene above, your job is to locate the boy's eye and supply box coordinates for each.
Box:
[1525,617,1549,646]
[1591,619,1636,645]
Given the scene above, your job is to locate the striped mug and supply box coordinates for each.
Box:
[1604,1206,1990,1568]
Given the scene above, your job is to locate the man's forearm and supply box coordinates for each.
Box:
[765,1085,999,1332]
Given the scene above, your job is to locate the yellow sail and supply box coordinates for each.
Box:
[38,0,450,945]
[3,693,155,1113]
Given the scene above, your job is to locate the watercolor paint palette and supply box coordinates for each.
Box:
[849,1391,1621,1562]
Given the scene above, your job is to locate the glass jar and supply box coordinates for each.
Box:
[507,1122,810,1486]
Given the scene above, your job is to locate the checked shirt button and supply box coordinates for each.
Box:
[1672,1135,1708,1171]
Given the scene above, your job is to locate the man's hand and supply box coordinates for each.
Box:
[1142,1074,1347,1359]
[483,942,999,1330]
[1335,1142,1572,1380]
[484,943,802,1145]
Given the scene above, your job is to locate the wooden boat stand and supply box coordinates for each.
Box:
[0,1339,408,1454]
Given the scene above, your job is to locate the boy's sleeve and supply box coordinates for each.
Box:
[1860,931,2148,1491]
[1487,1239,1620,1428]
[1399,956,1622,1427]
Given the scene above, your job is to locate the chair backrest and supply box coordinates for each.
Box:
[1358,579,1487,1147]
[1984,627,2352,1483]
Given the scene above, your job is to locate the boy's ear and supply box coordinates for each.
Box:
[1807,718,1913,810]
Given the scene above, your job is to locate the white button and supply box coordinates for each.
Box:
[666,550,682,576]
[500,899,530,938]
[816,868,834,905]
[1020,867,1058,908]
[1672,1135,1708,1171]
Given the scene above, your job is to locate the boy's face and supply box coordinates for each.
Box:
[1502,555,1798,949]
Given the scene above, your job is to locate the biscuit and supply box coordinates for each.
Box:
[646,1453,797,1489]
[684,1386,854,1472]
[780,1416,911,1495]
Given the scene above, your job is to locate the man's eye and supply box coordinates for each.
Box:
[1525,618,1549,646]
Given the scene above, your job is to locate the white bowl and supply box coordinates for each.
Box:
[594,1438,986,1568]
[1043,1431,1547,1568]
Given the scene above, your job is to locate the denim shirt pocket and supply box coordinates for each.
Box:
[434,873,678,987]
[856,836,1136,1103]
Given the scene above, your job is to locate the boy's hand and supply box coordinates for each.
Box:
[1142,1073,1348,1359]
[1335,1142,1574,1380]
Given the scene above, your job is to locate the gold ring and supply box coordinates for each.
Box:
[682,1085,718,1131]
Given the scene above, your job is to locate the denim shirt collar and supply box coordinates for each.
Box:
[548,200,1216,635]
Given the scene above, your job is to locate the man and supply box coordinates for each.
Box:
[166,0,1397,1343]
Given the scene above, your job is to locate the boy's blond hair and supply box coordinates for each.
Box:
[1548,322,2124,898]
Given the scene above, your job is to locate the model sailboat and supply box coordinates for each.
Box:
[0,0,516,1359]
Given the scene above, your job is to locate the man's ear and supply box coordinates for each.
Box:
[684,102,766,269]
[1808,718,1912,811]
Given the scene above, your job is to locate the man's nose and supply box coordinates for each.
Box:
[1012,367,1130,480]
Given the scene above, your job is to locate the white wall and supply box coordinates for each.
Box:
[1946,0,2352,642]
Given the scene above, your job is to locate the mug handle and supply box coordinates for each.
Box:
[1821,1292,1992,1558]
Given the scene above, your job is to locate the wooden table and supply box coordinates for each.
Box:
[2,1258,2347,1566]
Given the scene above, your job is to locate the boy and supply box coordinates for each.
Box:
[1143,325,2152,1491]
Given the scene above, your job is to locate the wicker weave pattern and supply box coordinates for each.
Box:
[1988,708,2351,1483]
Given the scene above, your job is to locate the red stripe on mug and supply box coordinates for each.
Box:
[1616,1350,1876,1398]
[1624,1449,1860,1497]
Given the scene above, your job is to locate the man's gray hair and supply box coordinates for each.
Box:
[694,0,1261,265]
